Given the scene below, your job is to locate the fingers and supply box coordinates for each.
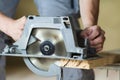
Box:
[88,26,101,40]
[81,25,105,52]
[91,31,105,52]
[91,44,103,52]
[90,30,105,46]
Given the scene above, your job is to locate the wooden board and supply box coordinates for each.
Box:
[55,50,120,69]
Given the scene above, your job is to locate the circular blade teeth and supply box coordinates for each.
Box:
[26,28,67,72]
[31,28,67,56]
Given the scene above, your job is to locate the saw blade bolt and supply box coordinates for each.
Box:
[40,41,55,55]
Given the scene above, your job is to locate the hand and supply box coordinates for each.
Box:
[80,25,105,52]
[7,16,26,41]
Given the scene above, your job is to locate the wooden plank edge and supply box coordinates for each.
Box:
[55,52,120,69]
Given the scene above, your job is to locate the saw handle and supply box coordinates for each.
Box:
[76,30,97,59]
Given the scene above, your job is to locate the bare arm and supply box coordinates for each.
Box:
[0,12,26,41]
[79,0,99,27]
[79,0,105,52]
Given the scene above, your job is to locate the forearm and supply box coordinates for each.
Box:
[0,12,14,35]
[79,0,100,28]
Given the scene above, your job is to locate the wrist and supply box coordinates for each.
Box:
[83,24,98,29]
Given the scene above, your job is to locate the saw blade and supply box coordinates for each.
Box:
[26,28,67,72]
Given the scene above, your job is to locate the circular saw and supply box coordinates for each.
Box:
[1,16,97,77]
